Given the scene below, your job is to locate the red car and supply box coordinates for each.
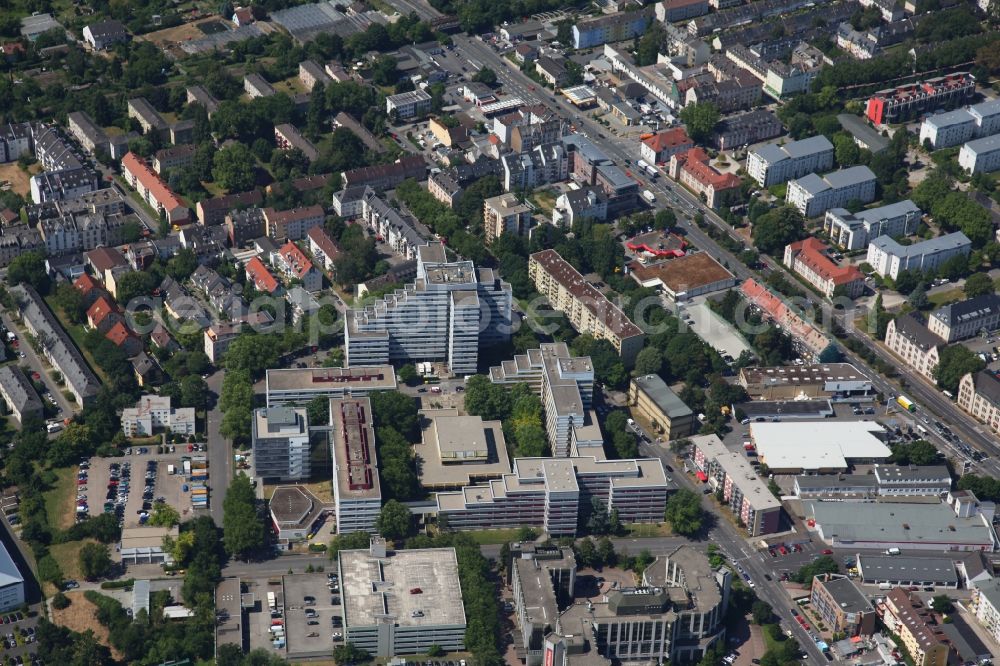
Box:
[778,546,788,555]
[821,549,834,555]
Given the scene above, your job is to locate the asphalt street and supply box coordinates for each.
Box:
[0,309,77,418]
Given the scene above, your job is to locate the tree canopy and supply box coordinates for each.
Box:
[664,489,705,536]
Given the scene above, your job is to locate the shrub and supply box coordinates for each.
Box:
[51,592,70,609]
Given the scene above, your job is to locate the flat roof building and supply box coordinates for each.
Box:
[738,363,874,401]
[747,135,834,187]
[339,544,465,657]
[627,252,736,302]
[269,485,326,544]
[330,398,381,534]
[628,374,694,440]
[264,365,396,406]
[823,199,922,251]
[810,574,876,637]
[120,525,178,565]
[415,410,511,489]
[857,555,959,588]
[252,407,310,481]
[509,545,578,666]
[749,421,891,473]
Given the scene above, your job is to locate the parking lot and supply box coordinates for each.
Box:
[246,572,343,658]
[0,610,41,666]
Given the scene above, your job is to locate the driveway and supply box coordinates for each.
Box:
[0,308,77,417]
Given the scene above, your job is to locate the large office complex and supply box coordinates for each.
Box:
[823,199,922,250]
[690,435,781,536]
[785,166,877,218]
[628,374,694,440]
[339,542,466,657]
[928,294,1000,342]
[957,370,1000,435]
[810,574,876,637]
[866,231,972,280]
[746,135,834,187]
[251,407,310,481]
[509,544,578,666]
[264,365,396,406]
[345,243,512,375]
[330,398,382,534]
[528,249,644,364]
[436,455,670,536]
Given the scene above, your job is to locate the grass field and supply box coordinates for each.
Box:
[464,528,525,545]
[623,522,673,537]
[0,163,31,197]
[929,287,964,307]
[50,591,122,660]
[49,538,98,583]
[43,466,78,531]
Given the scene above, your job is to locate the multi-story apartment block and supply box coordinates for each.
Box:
[823,199,922,250]
[263,205,324,241]
[251,407,310,481]
[273,241,322,292]
[330,397,381,534]
[959,134,1000,175]
[306,226,340,273]
[928,294,1000,342]
[0,366,42,426]
[500,142,568,192]
[685,76,762,114]
[668,148,742,209]
[690,434,781,536]
[120,395,195,438]
[427,170,462,208]
[747,135,834,187]
[225,207,266,247]
[66,111,113,157]
[529,249,645,364]
[152,144,196,174]
[866,231,971,280]
[436,455,670,535]
[640,127,694,165]
[198,190,263,226]
[786,166,877,218]
[509,545,578,666]
[972,578,1000,646]
[552,187,608,227]
[810,574,877,637]
[656,0,710,22]
[127,97,170,139]
[274,123,319,162]
[710,109,784,151]
[359,188,424,260]
[121,152,189,224]
[562,134,638,217]
[186,85,220,117]
[345,243,511,375]
[865,72,975,125]
[572,9,652,49]
[385,89,432,119]
[628,374,694,440]
[341,155,426,191]
[782,237,864,298]
[29,168,100,204]
[298,59,331,90]
[920,109,978,150]
[482,193,532,244]
[244,73,276,99]
[493,106,564,152]
[879,588,949,666]
[957,370,1000,435]
[884,313,943,381]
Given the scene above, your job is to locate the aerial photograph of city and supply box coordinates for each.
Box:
[0,0,998,663]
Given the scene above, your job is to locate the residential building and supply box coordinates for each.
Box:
[385,89,432,120]
[866,231,972,280]
[535,57,568,87]
[690,434,782,536]
[86,295,122,334]
[572,10,652,49]
[924,100,1000,149]
[811,574,877,637]
[957,370,1000,435]
[640,128,694,165]
[858,0,903,21]
[186,85,220,117]
[274,241,322,292]
[786,166,877,218]
[330,397,381,533]
[263,205,324,241]
[286,286,320,325]
[551,187,607,227]
[331,185,367,218]
[274,123,319,162]
[29,168,100,204]
[197,190,263,226]
[252,407,310,481]
[0,365,42,425]
[928,294,1000,342]
[66,111,112,157]
[865,72,975,125]
[121,152,189,224]
[333,112,386,155]
[501,142,569,192]
[345,244,512,375]
[0,536,24,612]
[668,147,742,209]
[628,374,694,440]
[82,20,128,50]
[656,0,710,22]
[225,207,267,247]
[879,588,949,666]
[152,145,196,174]
[131,352,162,387]
[710,109,783,151]
[746,136,834,187]
[341,155,426,190]
[972,578,1000,646]
[782,237,864,298]
[120,395,195,437]
[127,98,169,138]
[11,284,100,406]
[338,544,465,657]
[428,117,468,147]
[244,73,276,99]
[823,200,922,250]
[493,106,563,151]
[959,134,1000,175]
[298,59,331,90]
[528,249,645,364]
[359,189,424,260]
[427,171,463,208]
[306,226,340,273]
[245,256,282,296]
[482,193,532,244]
[264,365,396,406]
[508,545,578,666]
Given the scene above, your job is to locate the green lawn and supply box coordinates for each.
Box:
[464,529,526,545]
[43,296,110,383]
[49,538,98,583]
[43,466,78,531]
[928,287,964,307]
[623,523,673,537]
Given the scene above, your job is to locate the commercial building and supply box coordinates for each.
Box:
[810,574,876,637]
[920,98,1000,149]
[436,455,670,536]
[339,542,466,657]
[737,363,874,401]
[957,370,1000,435]
[690,434,781,536]
[251,407,310,481]
[529,249,644,364]
[668,148,742,209]
[628,374,694,440]
[509,544,578,666]
[330,397,381,534]
[782,237,864,298]
[0,366,42,426]
[785,166,877,218]
[822,199,922,250]
[415,410,511,489]
[873,464,952,497]
[866,231,971,280]
[12,284,100,406]
[972,578,1000,646]
[0,535,24,613]
[268,485,325,543]
[879,588,950,666]
[884,313,943,381]
[385,89,433,120]
[120,525,178,565]
[572,10,652,49]
[482,193,532,244]
[121,395,196,438]
[928,294,1000,342]
[747,136,834,187]
[865,72,975,126]
[121,152,189,224]
[805,490,997,551]
[345,243,512,375]
[857,555,959,589]
[640,128,694,165]
[750,421,891,473]
[264,365,396,406]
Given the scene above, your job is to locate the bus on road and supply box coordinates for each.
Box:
[896,395,916,412]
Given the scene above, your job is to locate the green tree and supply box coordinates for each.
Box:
[333,642,371,664]
[890,439,941,466]
[908,282,929,309]
[576,537,597,567]
[307,395,330,426]
[472,67,497,86]
[934,345,986,394]
[664,489,705,536]
[597,536,616,566]
[752,206,806,254]
[375,500,413,540]
[150,501,180,527]
[8,251,51,294]
[931,595,953,613]
[179,375,208,410]
[52,282,86,324]
[635,22,665,66]
[679,102,720,143]
[114,270,157,305]
[752,600,773,625]
[964,272,995,298]
[78,542,112,580]
[633,347,663,376]
[397,363,418,385]
[166,248,200,281]
[792,555,839,587]
[223,474,265,559]
[212,142,257,193]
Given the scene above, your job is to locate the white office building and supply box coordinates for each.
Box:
[959,134,1000,174]
[822,199,922,250]
[385,90,432,120]
[746,135,834,187]
[345,243,512,375]
[120,395,196,438]
[786,166,877,218]
[251,407,310,481]
[866,231,972,280]
[330,397,382,534]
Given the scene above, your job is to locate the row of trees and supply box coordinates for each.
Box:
[370,391,423,501]
[223,474,266,559]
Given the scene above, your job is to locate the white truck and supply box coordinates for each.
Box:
[637,158,651,172]
[885,547,901,556]
[644,164,658,178]
[642,190,656,204]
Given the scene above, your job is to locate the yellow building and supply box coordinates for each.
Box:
[628,374,694,440]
